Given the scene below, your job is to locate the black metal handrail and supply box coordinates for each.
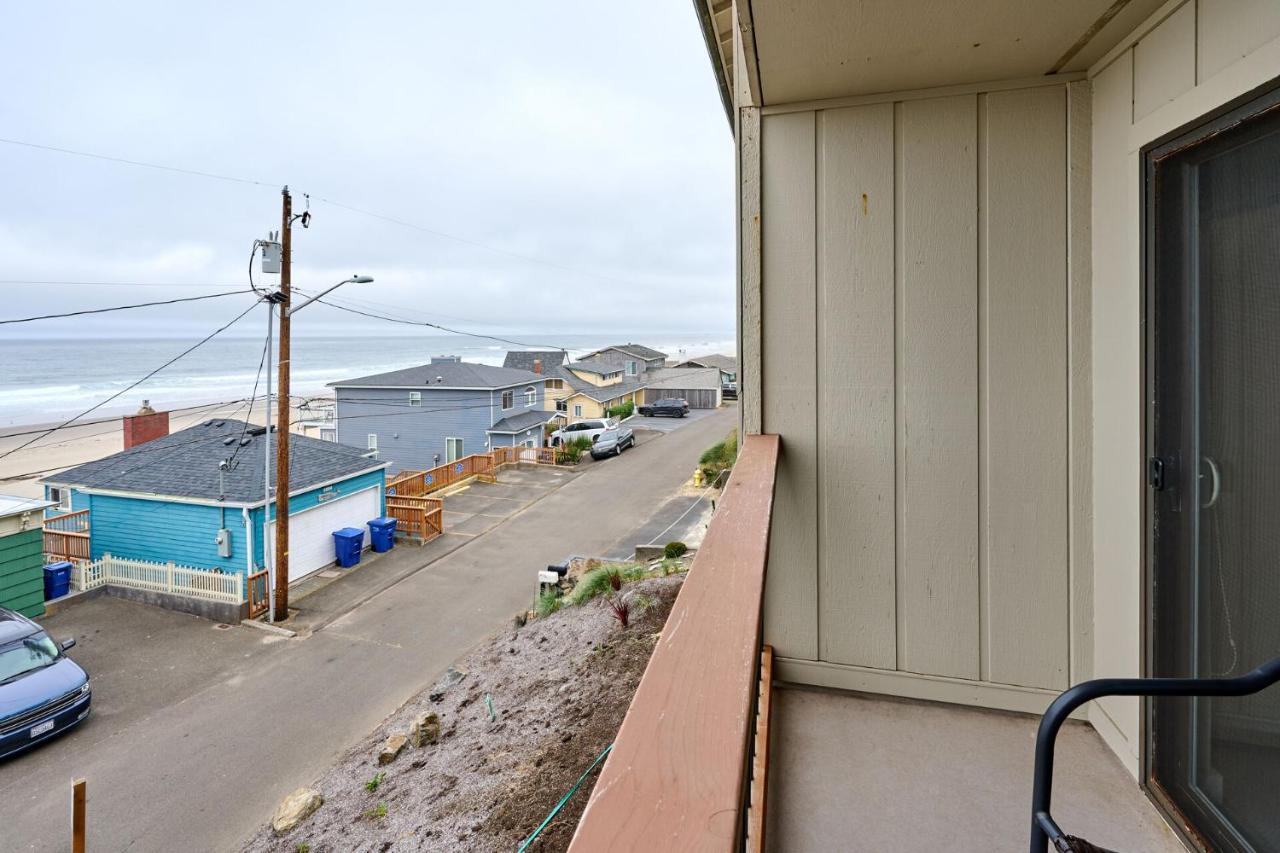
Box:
[1030,656,1280,852]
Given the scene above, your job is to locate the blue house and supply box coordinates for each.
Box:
[42,420,388,584]
[330,356,553,473]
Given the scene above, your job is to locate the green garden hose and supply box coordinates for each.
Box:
[517,743,613,852]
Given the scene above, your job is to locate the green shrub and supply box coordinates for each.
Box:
[663,541,688,559]
[536,588,562,618]
[556,435,593,464]
[698,429,739,484]
[568,563,649,606]
[364,772,384,792]
[606,400,635,419]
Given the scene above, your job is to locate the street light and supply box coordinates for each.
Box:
[261,273,372,621]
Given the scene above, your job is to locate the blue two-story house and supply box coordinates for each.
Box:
[42,419,387,585]
[329,356,553,474]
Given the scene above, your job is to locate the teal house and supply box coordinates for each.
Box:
[42,420,388,585]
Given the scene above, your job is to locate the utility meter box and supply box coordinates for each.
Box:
[215,528,232,558]
[260,241,282,274]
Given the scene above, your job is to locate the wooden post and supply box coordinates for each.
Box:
[71,778,86,853]
[273,186,293,621]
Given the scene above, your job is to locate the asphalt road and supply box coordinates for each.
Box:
[0,406,735,852]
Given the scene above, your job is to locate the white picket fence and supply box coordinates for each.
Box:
[75,554,244,605]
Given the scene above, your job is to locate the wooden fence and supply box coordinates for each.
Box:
[385,453,496,498]
[384,496,444,541]
[43,510,90,563]
[246,570,270,618]
[75,554,244,605]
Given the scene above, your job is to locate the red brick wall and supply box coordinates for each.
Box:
[123,411,169,449]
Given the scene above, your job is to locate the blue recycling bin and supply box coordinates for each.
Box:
[332,528,364,568]
[367,517,397,553]
[43,561,73,601]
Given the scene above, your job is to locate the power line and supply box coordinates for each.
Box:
[0,398,257,442]
[0,298,263,462]
[228,334,271,468]
[300,294,570,352]
[0,137,275,188]
[0,280,249,288]
[0,289,252,325]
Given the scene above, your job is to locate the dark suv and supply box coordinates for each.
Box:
[638,398,689,418]
[0,607,89,759]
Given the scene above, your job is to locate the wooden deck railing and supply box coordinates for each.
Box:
[44,509,91,562]
[384,495,444,541]
[386,453,496,498]
[246,570,270,618]
[568,433,780,852]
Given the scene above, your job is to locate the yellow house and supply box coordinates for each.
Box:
[546,361,647,423]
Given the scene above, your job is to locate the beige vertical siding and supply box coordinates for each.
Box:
[761,111,818,660]
[982,86,1069,690]
[1089,0,1280,775]
[760,81,1081,708]
[816,104,896,669]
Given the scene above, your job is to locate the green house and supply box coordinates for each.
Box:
[0,495,55,618]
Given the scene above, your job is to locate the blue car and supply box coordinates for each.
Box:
[0,606,90,760]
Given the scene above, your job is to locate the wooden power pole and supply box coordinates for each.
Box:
[273,186,293,621]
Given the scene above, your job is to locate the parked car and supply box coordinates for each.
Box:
[591,425,635,459]
[550,417,616,446]
[638,398,689,418]
[0,607,90,760]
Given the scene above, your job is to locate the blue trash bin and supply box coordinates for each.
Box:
[367,517,397,553]
[332,528,364,568]
[43,561,73,600]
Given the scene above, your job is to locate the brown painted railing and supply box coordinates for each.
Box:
[246,570,269,618]
[568,433,780,852]
[44,510,91,562]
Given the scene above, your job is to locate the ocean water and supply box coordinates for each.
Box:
[0,333,734,427]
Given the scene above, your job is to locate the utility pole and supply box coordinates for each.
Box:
[273,186,293,621]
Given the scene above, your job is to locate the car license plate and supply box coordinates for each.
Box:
[29,720,55,738]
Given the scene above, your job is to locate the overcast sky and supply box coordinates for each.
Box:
[0,2,733,340]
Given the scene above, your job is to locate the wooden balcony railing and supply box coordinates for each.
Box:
[44,509,91,563]
[384,495,443,542]
[568,433,780,852]
[385,453,496,499]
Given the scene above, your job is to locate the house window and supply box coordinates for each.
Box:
[501,389,514,409]
[446,437,463,462]
[320,428,336,442]
[367,433,378,451]
[625,360,638,376]
[524,386,536,407]
[546,378,563,390]
[556,399,568,412]
[573,404,583,418]
[48,487,71,512]
[409,391,421,406]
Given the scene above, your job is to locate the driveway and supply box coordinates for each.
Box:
[628,405,721,434]
[0,406,736,852]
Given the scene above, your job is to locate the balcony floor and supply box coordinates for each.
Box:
[766,686,1185,852]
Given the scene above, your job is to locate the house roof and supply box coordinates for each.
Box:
[566,360,623,377]
[579,343,667,362]
[678,353,737,371]
[0,494,55,520]
[330,360,545,390]
[502,350,567,372]
[488,410,556,434]
[553,365,650,403]
[44,420,384,505]
[646,367,723,390]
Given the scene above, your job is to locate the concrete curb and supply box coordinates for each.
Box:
[240,619,298,638]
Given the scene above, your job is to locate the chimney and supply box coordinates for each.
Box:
[123,400,170,449]
[533,358,542,374]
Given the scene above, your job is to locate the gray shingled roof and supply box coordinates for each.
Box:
[581,343,667,361]
[488,410,556,433]
[44,420,384,505]
[503,350,567,372]
[678,353,737,371]
[565,360,623,377]
[330,360,544,389]
[552,366,649,402]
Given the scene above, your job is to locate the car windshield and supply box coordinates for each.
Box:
[0,634,60,684]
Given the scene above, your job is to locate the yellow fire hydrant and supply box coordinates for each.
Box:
[693,468,704,488]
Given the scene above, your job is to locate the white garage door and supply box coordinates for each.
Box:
[269,487,381,584]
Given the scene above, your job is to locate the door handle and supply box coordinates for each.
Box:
[1201,456,1221,509]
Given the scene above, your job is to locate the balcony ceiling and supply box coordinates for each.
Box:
[742,0,1169,104]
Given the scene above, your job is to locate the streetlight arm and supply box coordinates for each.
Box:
[286,275,373,317]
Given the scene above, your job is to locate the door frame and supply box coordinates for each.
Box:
[1141,77,1280,852]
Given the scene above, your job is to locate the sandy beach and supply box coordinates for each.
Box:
[0,398,310,500]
